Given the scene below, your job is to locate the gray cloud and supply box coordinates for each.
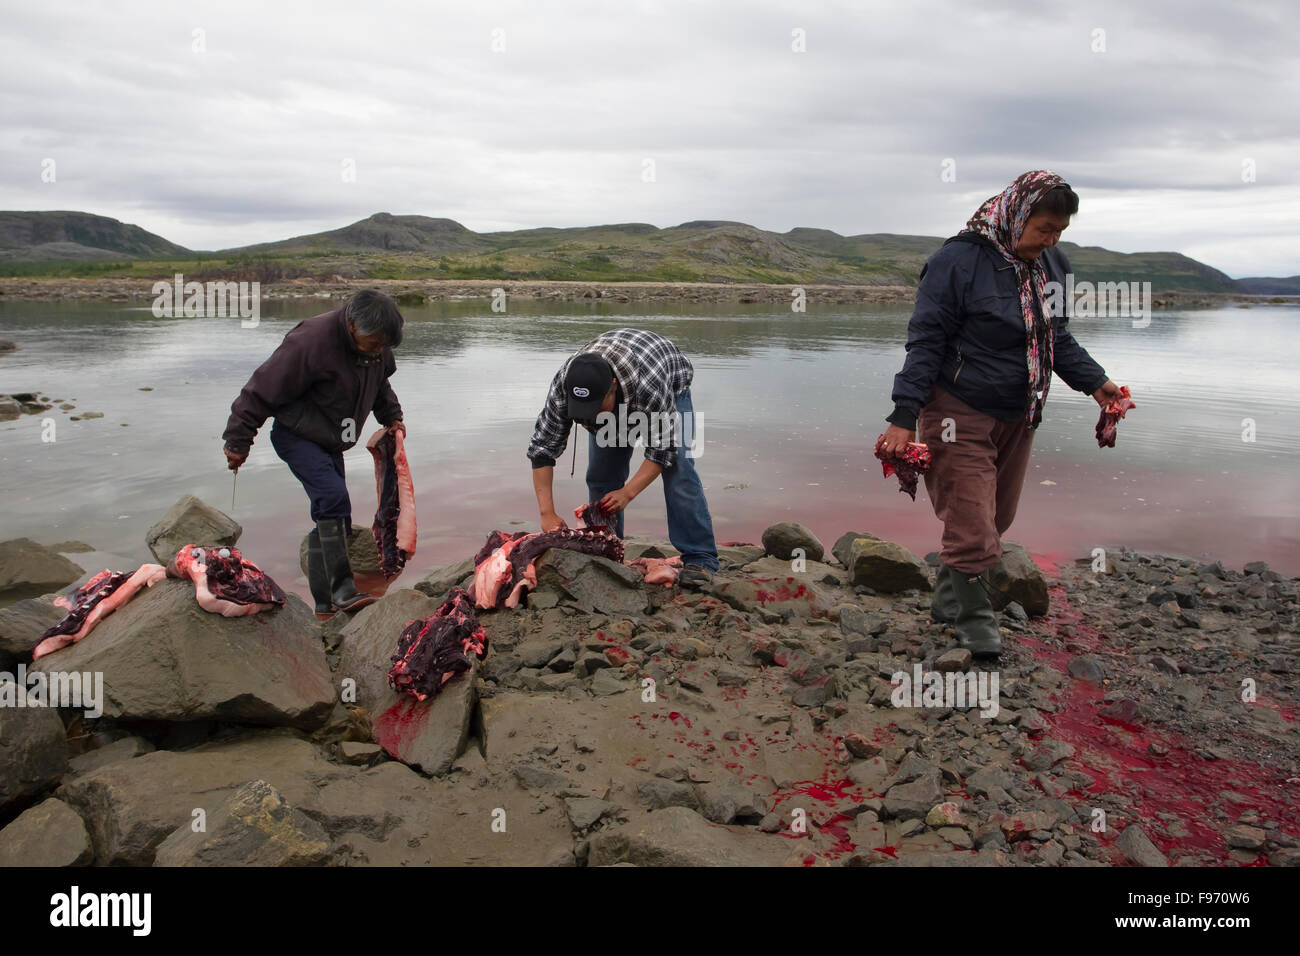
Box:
[0,0,1295,274]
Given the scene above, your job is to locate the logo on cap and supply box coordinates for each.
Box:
[573,386,590,398]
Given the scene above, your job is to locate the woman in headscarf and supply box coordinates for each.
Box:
[878,170,1124,658]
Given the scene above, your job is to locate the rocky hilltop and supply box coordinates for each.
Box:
[0,502,1296,867]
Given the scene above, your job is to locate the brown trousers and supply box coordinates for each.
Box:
[917,386,1035,575]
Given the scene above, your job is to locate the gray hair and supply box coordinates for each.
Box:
[346,289,404,348]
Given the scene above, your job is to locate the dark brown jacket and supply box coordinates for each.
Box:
[222,308,402,454]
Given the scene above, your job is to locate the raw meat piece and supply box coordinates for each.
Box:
[387,587,488,702]
[574,501,616,532]
[469,506,625,610]
[167,544,286,616]
[367,427,417,579]
[469,525,625,610]
[1095,385,1136,448]
[875,439,933,500]
[629,555,682,585]
[33,564,167,660]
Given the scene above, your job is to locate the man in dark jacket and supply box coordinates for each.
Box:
[222,289,406,618]
[878,171,1124,657]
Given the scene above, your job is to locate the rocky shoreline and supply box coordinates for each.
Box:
[0,502,1296,867]
[0,276,1284,308]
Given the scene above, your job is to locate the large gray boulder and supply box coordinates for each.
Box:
[987,542,1050,617]
[144,495,242,566]
[153,779,332,866]
[533,549,648,616]
[66,736,155,775]
[337,589,440,712]
[761,522,825,562]
[29,579,334,730]
[413,557,475,601]
[0,798,93,867]
[0,684,68,813]
[832,531,875,569]
[0,539,84,604]
[845,535,931,593]
[56,734,420,865]
[0,596,63,668]
[709,560,834,618]
[588,807,795,866]
[336,588,480,776]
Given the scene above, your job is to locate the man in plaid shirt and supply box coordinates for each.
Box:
[526,328,719,589]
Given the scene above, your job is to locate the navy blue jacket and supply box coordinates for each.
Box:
[887,236,1108,430]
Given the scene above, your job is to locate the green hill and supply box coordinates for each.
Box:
[0,210,190,260]
[0,209,1282,294]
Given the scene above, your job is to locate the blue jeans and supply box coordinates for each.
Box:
[271,421,353,531]
[586,388,718,572]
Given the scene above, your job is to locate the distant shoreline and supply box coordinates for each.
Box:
[0,277,1291,307]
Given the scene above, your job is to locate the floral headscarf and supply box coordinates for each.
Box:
[964,169,1070,428]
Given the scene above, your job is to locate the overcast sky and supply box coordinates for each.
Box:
[2,0,1296,277]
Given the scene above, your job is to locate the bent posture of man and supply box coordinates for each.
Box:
[222,289,407,618]
[526,328,719,590]
[878,171,1124,658]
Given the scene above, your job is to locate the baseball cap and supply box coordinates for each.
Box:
[564,353,614,420]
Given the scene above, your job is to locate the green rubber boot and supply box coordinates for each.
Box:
[950,569,1002,658]
[931,564,959,624]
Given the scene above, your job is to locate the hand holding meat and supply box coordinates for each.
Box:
[875,438,933,500]
[1091,380,1124,406]
[599,487,634,513]
[876,425,916,458]
[1095,384,1136,448]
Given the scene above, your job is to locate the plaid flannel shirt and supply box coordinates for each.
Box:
[526,328,694,469]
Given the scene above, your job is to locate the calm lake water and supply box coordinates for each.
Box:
[2,297,1298,600]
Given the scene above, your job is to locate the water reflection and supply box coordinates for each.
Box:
[1,299,1297,599]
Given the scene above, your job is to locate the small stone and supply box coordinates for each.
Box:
[1115,824,1169,867]
[589,669,627,697]
[636,778,698,811]
[1001,811,1054,842]
[564,797,619,831]
[843,733,882,759]
[937,827,973,849]
[1067,655,1106,682]
[935,648,972,672]
[1022,739,1076,771]
[761,522,825,562]
[925,802,966,828]
[1224,824,1267,850]
[339,741,382,765]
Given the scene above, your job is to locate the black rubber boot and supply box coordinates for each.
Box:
[950,569,1002,658]
[317,518,375,614]
[931,564,959,624]
[305,529,335,619]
